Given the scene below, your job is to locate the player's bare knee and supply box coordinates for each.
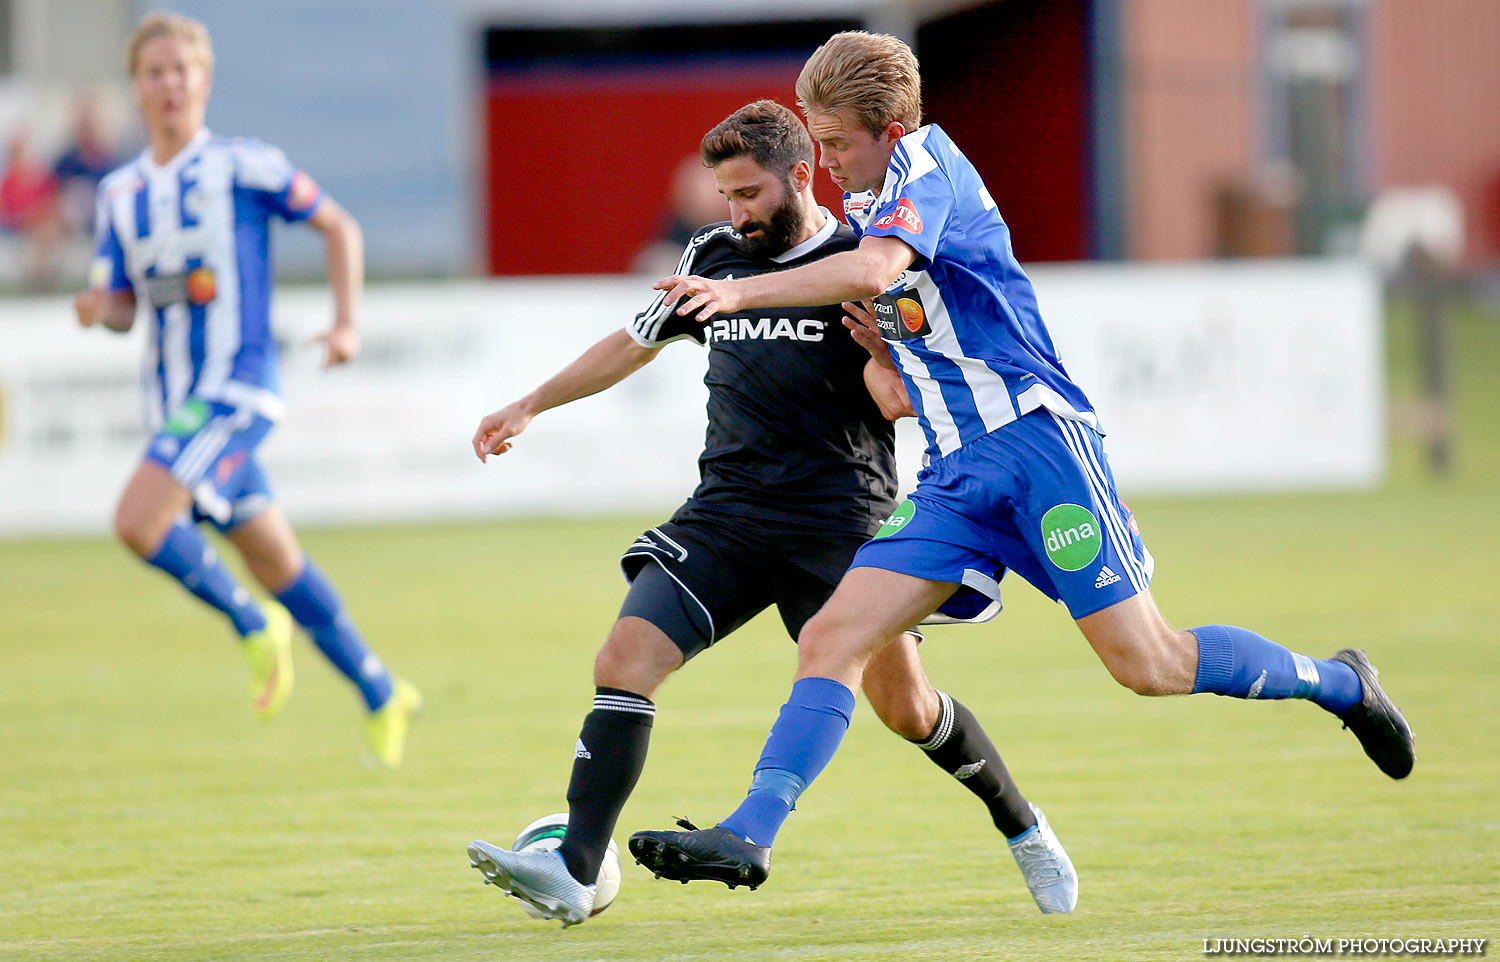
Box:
[244,553,297,594]
[113,503,160,557]
[594,619,681,695]
[797,607,856,660]
[1108,661,1174,697]
[1100,632,1194,696]
[794,622,843,677]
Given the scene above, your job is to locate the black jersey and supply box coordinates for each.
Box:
[627,212,898,537]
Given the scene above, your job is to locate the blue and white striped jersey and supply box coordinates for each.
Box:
[91,129,323,429]
[844,124,1096,465]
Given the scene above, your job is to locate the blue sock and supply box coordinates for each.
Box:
[145,522,266,637]
[719,677,856,847]
[1191,624,1362,715]
[275,560,393,711]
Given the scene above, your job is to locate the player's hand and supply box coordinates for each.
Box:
[862,358,916,420]
[472,402,534,462]
[653,273,741,323]
[842,300,896,369]
[311,323,359,367]
[74,288,109,327]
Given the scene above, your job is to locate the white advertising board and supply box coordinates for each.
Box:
[1027,259,1384,494]
[0,261,1382,538]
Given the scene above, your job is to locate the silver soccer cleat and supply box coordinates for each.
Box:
[1006,803,1078,914]
[467,840,596,927]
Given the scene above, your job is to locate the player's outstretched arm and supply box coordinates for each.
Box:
[655,235,916,322]
[472,328,660,461]
[74,287,137,332]
[308,197,364,367]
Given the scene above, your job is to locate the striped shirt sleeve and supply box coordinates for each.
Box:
[87,187,130,292]
[626,232,711,348]
[233,139,323,223]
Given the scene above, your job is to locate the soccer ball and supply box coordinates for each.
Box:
[512,813,622,918]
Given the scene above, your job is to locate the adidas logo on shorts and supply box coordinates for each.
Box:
[575,738,592,760]
[1094,566,1121,589]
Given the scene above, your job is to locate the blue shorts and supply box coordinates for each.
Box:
[143,397,276,533]
[853,410,1154,620]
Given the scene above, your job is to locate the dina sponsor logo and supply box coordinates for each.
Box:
[874,499,916,538]
[1041,503,1102,571]
[162,398,210,438]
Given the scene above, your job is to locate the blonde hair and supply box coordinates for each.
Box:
[796,31,921,135]
[127,12,214,76]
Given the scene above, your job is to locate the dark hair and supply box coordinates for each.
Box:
[700,100,814,178]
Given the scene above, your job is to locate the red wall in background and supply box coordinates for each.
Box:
[1373,0,1500,265]
[918,0,1091,263]
[485,66,846,276]
[1121,0,1256,261]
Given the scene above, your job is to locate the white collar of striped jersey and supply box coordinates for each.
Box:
[772,207,838,264]
[140,128,212,176]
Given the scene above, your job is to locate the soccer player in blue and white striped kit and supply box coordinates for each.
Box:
[73,12,420,765]
[630,30,1414,894]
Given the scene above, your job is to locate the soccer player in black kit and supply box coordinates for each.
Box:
[464,101,1076,926]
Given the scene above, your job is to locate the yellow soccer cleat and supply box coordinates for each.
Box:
[242,603,295,720]
[365,678,423,767]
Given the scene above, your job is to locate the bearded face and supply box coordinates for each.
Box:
[735,178,805,258]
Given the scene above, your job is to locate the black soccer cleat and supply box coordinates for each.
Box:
[628,818,771,890]
[1332,648,1414,779]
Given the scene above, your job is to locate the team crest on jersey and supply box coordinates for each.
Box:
[288,171,319,211]
[872,288,931,340]
[182,182,208,223]
[872,198,923,234]
[843,194,873,219]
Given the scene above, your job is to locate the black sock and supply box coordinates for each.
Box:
[915,690,1036,839]
[556,687,655,885]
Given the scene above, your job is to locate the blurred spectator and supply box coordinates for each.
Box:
[0,126,63,290]
[53,95,123,237]
[632,153,729,275]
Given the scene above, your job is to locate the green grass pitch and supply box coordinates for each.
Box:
[2,304,1497,960]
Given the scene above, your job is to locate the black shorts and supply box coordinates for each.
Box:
[618,513,868,662]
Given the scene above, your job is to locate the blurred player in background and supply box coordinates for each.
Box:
[631,152,732,275]
[465,100,1076,926]
[73,12,421,766]
[632,31,1414,890]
